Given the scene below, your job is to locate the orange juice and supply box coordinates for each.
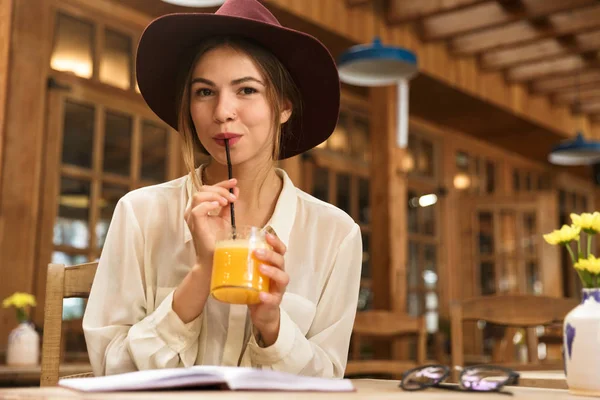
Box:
[210,237,270,305]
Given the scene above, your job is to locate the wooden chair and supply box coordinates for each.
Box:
[40,262,98,386]
[450,294,578,377]
[345,311,427,379]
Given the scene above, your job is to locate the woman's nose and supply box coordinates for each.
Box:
[213,93,237,123]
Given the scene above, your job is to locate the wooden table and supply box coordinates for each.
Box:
[0,363,91,387]
[517,371,567,390]
[0,379,596,399]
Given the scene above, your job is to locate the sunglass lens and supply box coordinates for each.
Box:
[460,368,511,391]
[402,366,447,390]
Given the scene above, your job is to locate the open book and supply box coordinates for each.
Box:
[58,366,355,392]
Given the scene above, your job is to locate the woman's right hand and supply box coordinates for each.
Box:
[184,178,239,269]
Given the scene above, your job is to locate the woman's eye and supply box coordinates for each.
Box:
[196,88,213,97]
[240,87,258,95]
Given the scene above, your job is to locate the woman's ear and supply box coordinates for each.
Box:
[279,99,292,124]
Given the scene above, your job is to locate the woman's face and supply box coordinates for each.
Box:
[189,45,290,166]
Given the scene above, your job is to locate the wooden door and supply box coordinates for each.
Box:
[34,82,180,360]
[457,193,560,362]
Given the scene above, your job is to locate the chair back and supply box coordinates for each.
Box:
[40,262,98,386]
[450,294,578,374]
[345,311,427,379]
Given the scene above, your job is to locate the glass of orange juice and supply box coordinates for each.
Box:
[210,225,271,305]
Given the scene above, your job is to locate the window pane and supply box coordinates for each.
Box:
[485,161,495,194]
[419,138,434,178]
[525,172,532,191]
[328,113,349,154]
[361,232,370,279]
[54,178,90,249]
[63,298,85,321]
[100,29,131,90]
[408,190,418,233]
[478,212,494,255]
[141,121,168,182]
[97,184,129,249]
[52,251,87,266]
[421,203,435,235]
[523,213,536,255]
[312,166,329,202]
[425,311,438,333]
[513,170,520,191]
[62,101,95,169]
[527,261,542,295]
[51,13,93,79]
[336,173,351,214]
[103,111,132,176]
[481,262,495,295]
[358,178,370,225]
[357,286,372,311]
[407,292,421,316]
[408,241,419,288]
[423,245,437,289]
[353,118,370,162]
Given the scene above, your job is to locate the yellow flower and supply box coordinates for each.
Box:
[571,212,600,234]
[2,292,36,309]
[543,225,581,245]
[575,255,600,275]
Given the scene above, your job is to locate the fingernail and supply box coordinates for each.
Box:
[210,201,219,206]
[255,249,266,256]
[221,197,228,204]
[266,233,275,240]
[259,292,269,301]
[229,193,237,200]
[259,264,269,273]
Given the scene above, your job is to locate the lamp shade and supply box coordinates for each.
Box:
[161,0,225,7]
[337,38,418,149]
[548,132,600,166]
[337,37,418,87]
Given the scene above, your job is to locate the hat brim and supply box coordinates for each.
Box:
[136,13,341,160]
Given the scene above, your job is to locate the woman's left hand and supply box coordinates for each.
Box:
[248,233,289,347]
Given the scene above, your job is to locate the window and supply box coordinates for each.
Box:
[453,150,497,194]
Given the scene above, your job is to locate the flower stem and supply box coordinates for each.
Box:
[566,243,577,264]
[588,234,592,258]
[16,308,27,323]
[578,239,582,260]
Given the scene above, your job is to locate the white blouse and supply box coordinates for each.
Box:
[83,167,363,379]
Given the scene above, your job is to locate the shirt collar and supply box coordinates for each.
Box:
[183,166,297,248]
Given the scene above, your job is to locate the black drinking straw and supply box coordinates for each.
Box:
[224,139,236,238]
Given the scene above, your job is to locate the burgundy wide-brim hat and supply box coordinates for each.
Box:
[136,0,340,160]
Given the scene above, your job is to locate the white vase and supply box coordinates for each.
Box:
[564,288,600,397]
[6,322,40,366]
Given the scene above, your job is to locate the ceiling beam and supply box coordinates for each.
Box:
[481,29,600,71]
[450,3,600,55]
[420,0,594,41]
[345,0,371,7]
[530,69,600,94]
[386,0,486,24]
[577,99,600,114]
[553,85,600,105]
[506,54,596,82]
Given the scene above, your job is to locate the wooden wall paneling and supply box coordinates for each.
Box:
[89,105,105,260]
[0,0,13,199]
[0,0,52,347]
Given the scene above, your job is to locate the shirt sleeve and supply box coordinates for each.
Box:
[246,223,362,378]
[82,197,202,376]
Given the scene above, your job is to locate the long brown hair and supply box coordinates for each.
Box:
[176,36,302,190]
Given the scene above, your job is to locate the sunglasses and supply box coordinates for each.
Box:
[400,364,520,395]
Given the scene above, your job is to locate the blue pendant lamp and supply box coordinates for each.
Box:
[338,37,418,148]
[548,132,600,166]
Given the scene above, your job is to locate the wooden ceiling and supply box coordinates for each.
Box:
[372,0,600,123]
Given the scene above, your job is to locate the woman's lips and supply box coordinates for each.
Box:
[213,134,242,147]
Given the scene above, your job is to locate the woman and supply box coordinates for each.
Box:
[83,0,362,379]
